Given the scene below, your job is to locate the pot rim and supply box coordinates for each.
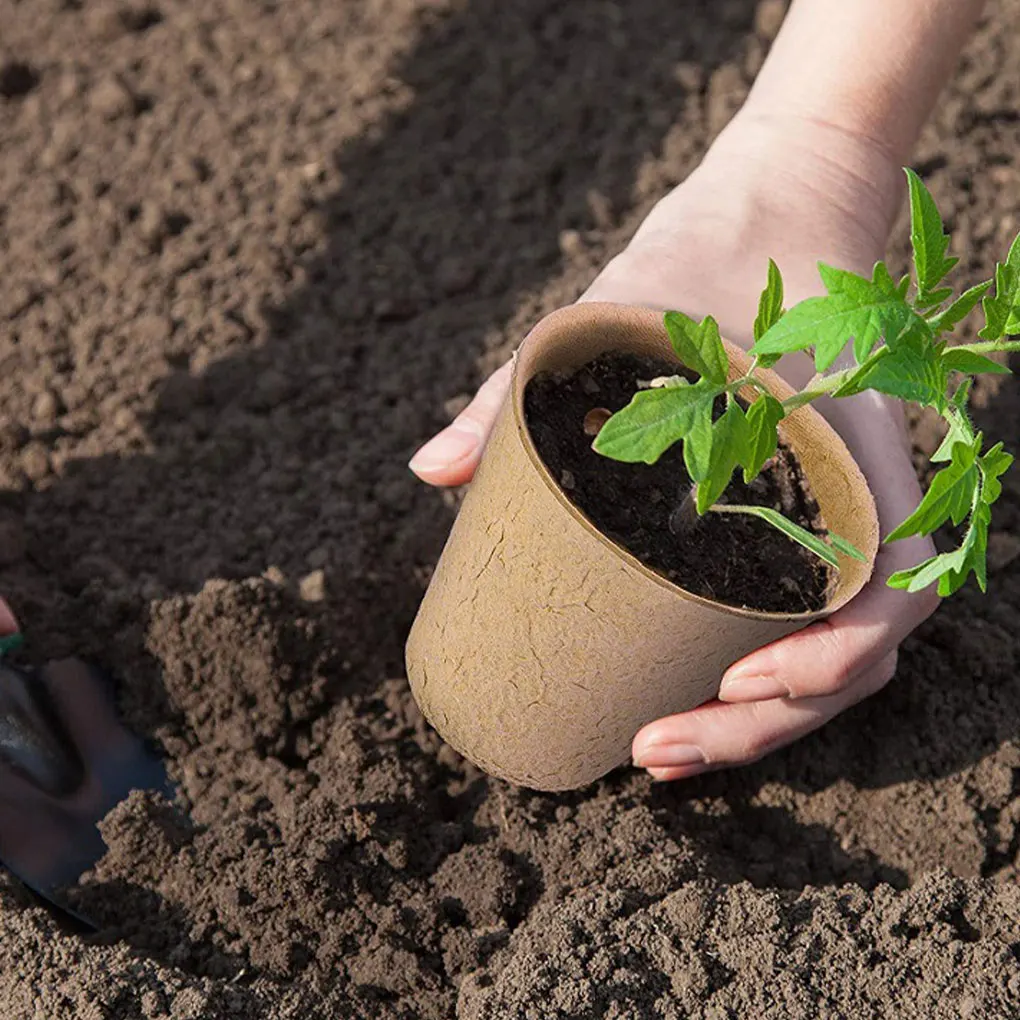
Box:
[509,302,879,624]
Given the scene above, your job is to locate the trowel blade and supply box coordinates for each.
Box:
[0,658,172,925]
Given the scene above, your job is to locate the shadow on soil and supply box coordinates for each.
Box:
[5,0,1020,967]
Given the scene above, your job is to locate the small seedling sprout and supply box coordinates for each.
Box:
[593,168,1019,597]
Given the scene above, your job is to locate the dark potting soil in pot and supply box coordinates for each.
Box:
[524,352,831,613]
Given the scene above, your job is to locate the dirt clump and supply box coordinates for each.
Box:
[1,0,1020,1017]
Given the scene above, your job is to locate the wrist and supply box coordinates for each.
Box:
[702,109,905,270]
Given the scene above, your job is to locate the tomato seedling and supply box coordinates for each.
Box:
[593,168,1019,596]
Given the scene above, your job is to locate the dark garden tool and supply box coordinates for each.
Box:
[0,638,171,926]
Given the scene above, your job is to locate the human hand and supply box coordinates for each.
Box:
[409,113,940,779]
[0,600,16,637]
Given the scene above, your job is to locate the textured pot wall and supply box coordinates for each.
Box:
[406,304,878,790]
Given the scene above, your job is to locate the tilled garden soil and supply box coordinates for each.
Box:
[1,1,1020,1017]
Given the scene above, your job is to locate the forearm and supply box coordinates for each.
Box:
[743,0,986,163]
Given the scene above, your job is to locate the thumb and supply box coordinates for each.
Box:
[409,361,512,487]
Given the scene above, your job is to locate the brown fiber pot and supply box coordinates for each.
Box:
[406,303,880,791]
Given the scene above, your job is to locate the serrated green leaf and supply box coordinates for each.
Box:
[942,348,1011,376]
[696,401,749,512]
[593,378,722,465]
[872,261,899,293]
[828,532,867,561]
[922,286,955,308]
[849,341,948,409]
[886,436,980,541]
[889,313,937,353]
[932,410,975,463]
[888,545,968,594]
[979,441,1013,506]
[751,261,920,372]
[887,434,1011,596]
[753,259,785,344]
[830,348,891,398]
[979,231,1020,340]
[711,505,839,568]
[683,398,714,483]
[905,167,959,307]
[952,376,973,412]
[889,496,991,596]
[928,281,992,335]
[664,311,729,385]
[961,502,990,594]
[742,393,785,482]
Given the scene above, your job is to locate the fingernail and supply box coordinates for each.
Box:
[408,421,483,475]
[633,743,705,769]
[648,764,710,782]
[718,674,789,701]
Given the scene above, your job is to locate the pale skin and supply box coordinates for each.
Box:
[409,0,988,780]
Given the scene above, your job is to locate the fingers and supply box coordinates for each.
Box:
[719,524,939,704]
[409,361,512,486]
[634,650,898,779]
[719,581,937,703]
[636,535,939,782]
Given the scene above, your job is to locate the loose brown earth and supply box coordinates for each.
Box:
[1,1,1019,1017]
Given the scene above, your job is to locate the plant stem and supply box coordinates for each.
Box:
[780,366,854,411]
[726,373,768,396]
[951,340,1020,355]
[669,484,700,536]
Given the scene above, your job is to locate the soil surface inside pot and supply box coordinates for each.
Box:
[525,352,831,612]
[2,0,1020,1017]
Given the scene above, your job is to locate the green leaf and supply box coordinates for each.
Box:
[889,493,992,597]
[848,342,948,409]
[683,397,714,483]
[592,378,721,465]
[828,532,867,562]
[888,312,937,353]
[830,348,892,398]
[887,435,1012,596]
[753,259,785,344]
[886,435,980,541]
[932,409,975,463]
[928,281,992,335]
[905,168,959,308]
[979,231,1020,340]
[742,393,785,482]
[711,505,839,568]
[696,401,750,512]
[888,533,977,595]
[664,311,729,385]
[952,376,973,411]
[941,348,1011,376]
[979,441,1013,507]
[952,502,991,594]
[751,261,920,372]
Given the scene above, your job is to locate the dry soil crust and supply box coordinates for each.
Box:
[1,1,1020,1018]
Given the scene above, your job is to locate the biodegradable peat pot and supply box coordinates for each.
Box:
[406,303,880,791]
